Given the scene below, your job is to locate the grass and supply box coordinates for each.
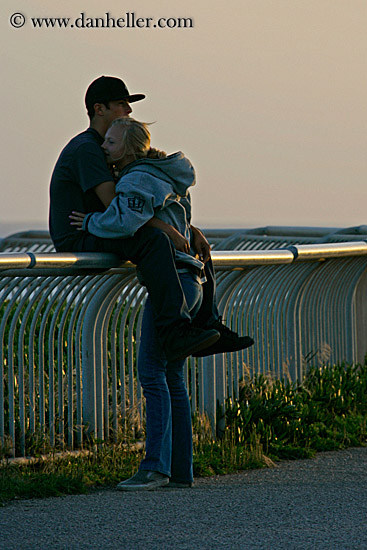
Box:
[224,363,367,460]
[0,443,143,506]
[1,363,367,506]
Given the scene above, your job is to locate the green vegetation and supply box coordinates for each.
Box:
[0,444,142,505]
[1,363,367,505]
[223,363,367,461]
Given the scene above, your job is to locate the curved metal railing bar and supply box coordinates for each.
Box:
[1,235,367,454]
[1,241,367,275]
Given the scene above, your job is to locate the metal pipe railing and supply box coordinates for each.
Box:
[1,233,367,455]
[1,240,367,273]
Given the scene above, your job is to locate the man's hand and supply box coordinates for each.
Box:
[69,211,86,230]
[166,227,191,254]
[146,218,191,254]
[191,225,211,263]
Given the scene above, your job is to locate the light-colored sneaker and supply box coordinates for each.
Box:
[116,470,169,491]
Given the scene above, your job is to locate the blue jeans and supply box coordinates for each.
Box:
[137,271,203,482]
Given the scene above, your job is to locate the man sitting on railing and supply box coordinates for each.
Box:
[49,76,251,360]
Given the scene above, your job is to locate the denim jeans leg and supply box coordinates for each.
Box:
[138,306,172,476]
[137,272,203,478]
[166,366,194,483]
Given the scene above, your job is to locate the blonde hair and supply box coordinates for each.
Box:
[110,117,167,160]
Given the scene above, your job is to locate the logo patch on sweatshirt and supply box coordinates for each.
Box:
[128,197,145,214]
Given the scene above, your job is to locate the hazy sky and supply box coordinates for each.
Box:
[2,0,367,236]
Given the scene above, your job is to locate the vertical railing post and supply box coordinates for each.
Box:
[81,310,97,438]
[202,355,216,436]
[81,274,129,440]
[215,353,226,436]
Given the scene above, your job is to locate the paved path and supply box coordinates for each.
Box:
[1,447,367,549]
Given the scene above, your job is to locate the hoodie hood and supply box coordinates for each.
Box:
[118,152,195,197]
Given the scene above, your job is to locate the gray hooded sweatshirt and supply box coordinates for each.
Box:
[83,151,205,272]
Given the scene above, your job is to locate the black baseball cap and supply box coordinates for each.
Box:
[85,76,145,111]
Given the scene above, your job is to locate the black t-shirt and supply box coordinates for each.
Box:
[49,128,112,251]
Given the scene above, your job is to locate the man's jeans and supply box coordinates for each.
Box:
[137,271,203,482]
[68,226,191,344]
[194,257,220,327]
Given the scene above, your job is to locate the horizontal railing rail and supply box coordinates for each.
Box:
[1,229,367,455]
[2,239,367,272]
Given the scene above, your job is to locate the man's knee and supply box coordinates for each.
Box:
[137,225,168,241]
[128,226,176,267]
[136,226,173,250]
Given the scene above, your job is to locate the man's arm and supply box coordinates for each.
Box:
[190,225,211,263]
[146,217,190,254]
[94,181,117,208]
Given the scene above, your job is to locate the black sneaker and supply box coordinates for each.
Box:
[192,318,254,357]
[165,480,193,488]
[116,470,169,491]
[164,326,220,362]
